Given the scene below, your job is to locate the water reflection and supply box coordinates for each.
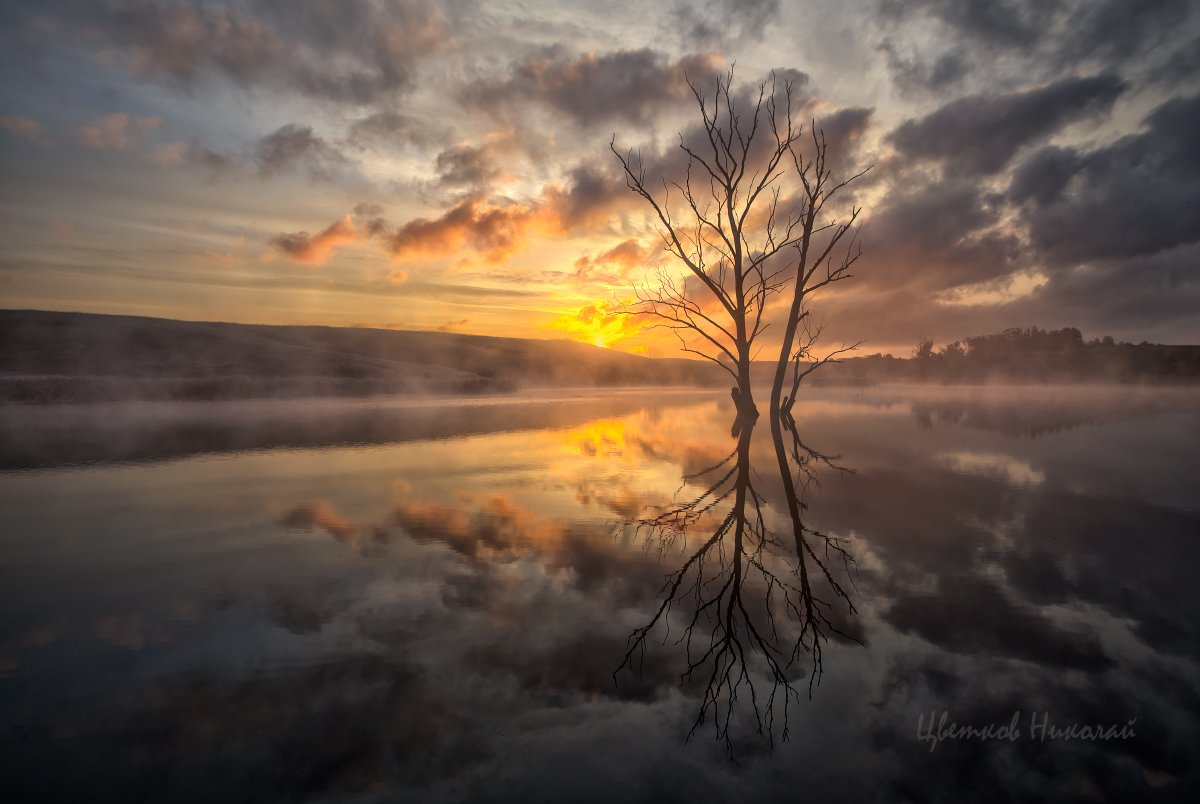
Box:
[1,387,1198,801]
[616,410,859,752]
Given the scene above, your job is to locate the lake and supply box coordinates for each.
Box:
[2,385,1198,802]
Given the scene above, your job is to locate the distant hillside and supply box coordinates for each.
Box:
[0,310,722,403]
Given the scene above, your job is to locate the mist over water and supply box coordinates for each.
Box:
[1,386,1198,802]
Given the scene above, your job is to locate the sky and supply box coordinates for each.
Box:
[1,0,1198,357]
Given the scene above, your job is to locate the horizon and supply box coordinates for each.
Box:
[4,306,1199,361]
[2,1,1198,360]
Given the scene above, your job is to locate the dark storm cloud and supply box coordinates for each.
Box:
[828,88,1200,343]
[1015,93,1200,266]
[888,74,1127,176]
[255,123,347,180]
[878,0,1040,47]
[1006,145,1083,206]
[1031,244,1200,328]
[1150,31,1200,89]
[1052,0,1195,68]
[553,162,628,229]
[810,106,874,174]
[462,47,722,127]
[857,179,1019,290]
[19,0,449,104]
[878,0,1194,76]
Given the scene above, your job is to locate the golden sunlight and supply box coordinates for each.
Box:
[549,299,644,351]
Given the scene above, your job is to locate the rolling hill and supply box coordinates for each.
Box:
[0,309,722,403]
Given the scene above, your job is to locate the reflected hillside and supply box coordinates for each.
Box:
[0,389,716,470]
[792,384,1200,439]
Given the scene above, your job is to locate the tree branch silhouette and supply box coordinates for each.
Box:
[612,65,871,420]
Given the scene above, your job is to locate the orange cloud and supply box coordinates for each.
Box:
[269,214,357,265]
[391,493,565,560]
[277,499,388,554]
[385,165,629,264]
[79,112,162,150]
[386,194,557,263]
[573,239,661,284]
[0,115,40,142]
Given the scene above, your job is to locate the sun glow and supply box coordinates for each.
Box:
[549,298,646,351]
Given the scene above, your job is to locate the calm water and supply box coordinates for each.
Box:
[1,386,1198,802]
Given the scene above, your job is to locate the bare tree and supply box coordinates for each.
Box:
[611,66,870,420]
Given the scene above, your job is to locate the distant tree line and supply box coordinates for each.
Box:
[805,326,1200,385]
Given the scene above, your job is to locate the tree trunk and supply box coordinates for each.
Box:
[736,345,758,418]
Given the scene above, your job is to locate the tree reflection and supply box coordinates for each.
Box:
[615,410,859,754]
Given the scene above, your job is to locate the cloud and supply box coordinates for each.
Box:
[345,111,444,152]
[435,143,499,188]
[573,239,661,284]
[547,161,632,230]
[1029,243,1200,329]
[877,38,971,96]
[78,112,162,151]
[463,47,723,127]
[888,74,1127,175]
[1053,0,1194,69]
[884,575,1114,670]
[385,163,630,263]
[857,178,1019,291]
[805,105,875,174]
[432,131,521,190]
[878,0,1046,49]
[1006,145,1083,206]
[803,76,1196,347]
[146,142,191,166]
[670,0,781,47]
[255,123,346,180]
[269,215,357,265]
[1014,92,1200,266]
[72,0,449,104]
[385,195,547,263]
[877,0,1196,87]
[0,115,41,142]
[278,499,388,553]
[1149,31,1200,89]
